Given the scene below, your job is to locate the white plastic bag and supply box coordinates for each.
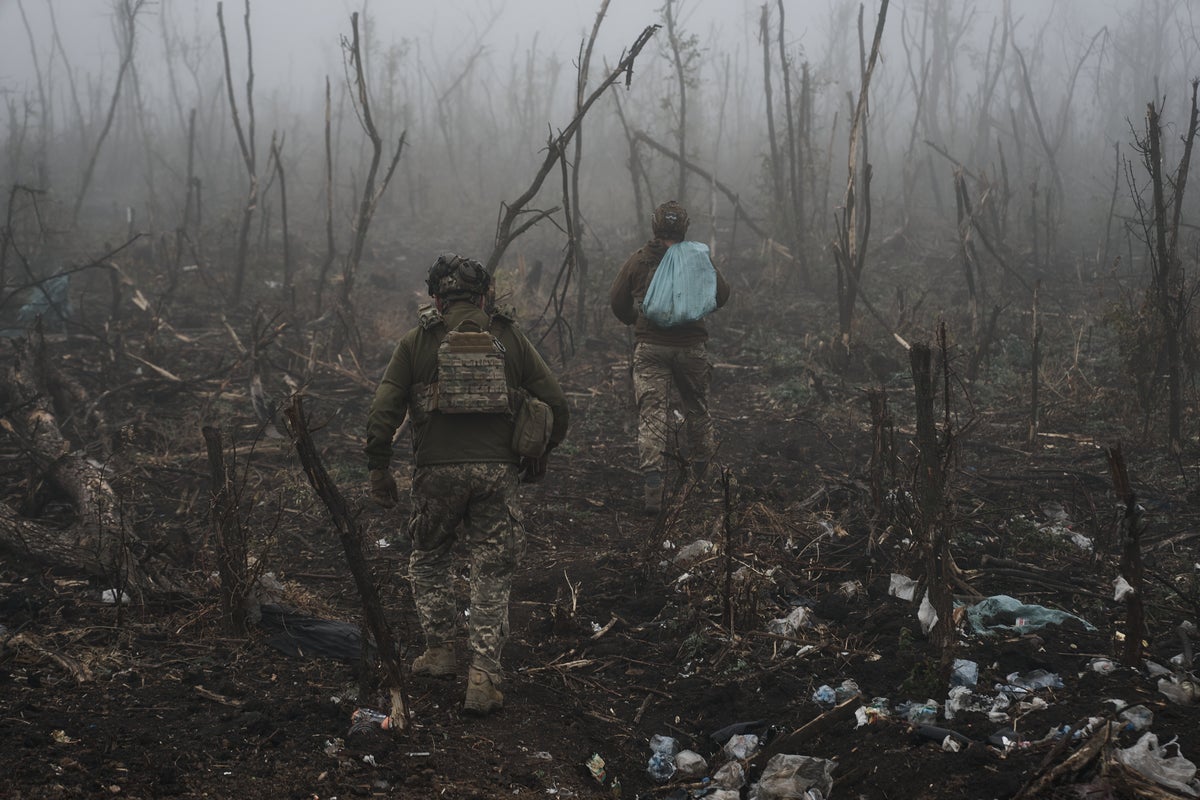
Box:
[1117,732,1200,796]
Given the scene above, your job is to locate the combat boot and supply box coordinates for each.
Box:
[643,471,663,515]
[411,645,457,677]
[463,666,504,714]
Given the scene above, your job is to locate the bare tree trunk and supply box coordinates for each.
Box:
[340,12,407,315]
[47,0,87,166]
[72,0,144,228]
[16,0,51,188]
[1028,282,1041,448]
[317,76,337,315]
[663,0,689,203]
[1105,444,1146,668]
[570,0,610,344]
[267,133,293,312]
[953,169,981,335]
[1101,142,1120,272]
[610,86,649,232]
[203,426,250,633]
[217,0,258,306]
[831,0,889,349]
[1134,81,1199,454]
[759,4,785,233]
[910,338,954,663]
[776,0,807,285]
[283,396,410,730]
[867,387,895,547]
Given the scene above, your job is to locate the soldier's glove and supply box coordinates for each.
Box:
[518,454,549,483]
[369,468,399,508]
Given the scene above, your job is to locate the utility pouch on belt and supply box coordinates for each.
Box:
[434,321,510,414]
[511,389,554,458]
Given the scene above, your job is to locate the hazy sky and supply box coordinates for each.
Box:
[0,0,769,93]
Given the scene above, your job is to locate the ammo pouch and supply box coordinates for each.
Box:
[433,321,510,414]
[511,389,554,458]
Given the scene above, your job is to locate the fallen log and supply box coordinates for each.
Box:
[0,338,184,595]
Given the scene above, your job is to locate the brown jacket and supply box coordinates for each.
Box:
[609,239,731,346]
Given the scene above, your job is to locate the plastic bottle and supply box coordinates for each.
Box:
[1120,705,1154,732]
[647,751,676,783]
[349,707,395,734]
[646,734,680,783]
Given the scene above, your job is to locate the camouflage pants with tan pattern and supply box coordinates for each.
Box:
[632,341,715,475]
[406,462,524,676]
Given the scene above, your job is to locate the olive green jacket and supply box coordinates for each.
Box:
[365,301,570,470]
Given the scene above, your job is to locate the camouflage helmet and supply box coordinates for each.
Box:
[426,252,491,299]
[651,200,689,239]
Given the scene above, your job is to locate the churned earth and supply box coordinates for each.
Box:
[1,275,1199,800]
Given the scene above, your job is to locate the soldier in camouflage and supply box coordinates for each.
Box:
[609,201,731,514]
[365,253,570,714]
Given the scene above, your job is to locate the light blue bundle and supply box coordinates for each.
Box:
[640,241,717,328]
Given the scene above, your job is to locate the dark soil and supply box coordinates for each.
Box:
[2,285,1199,800]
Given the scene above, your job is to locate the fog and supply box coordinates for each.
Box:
[1,0,1196,323]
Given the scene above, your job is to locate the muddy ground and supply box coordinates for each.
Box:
[1,267,1199,800]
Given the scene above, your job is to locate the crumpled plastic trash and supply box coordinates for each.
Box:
[768,605,812,637]
[896,699,939,724]
[1119,705,1154,732]
[839,579,863,599]
[673,539,715,564]
[585,753,607,784]
[674,749,708,780]
[944,686,975,720]
[951,658,979,687]
[966,594,1095,634]
[1116,732,1200,796]
[833,679,859,703]
[1114,575,1135,601]
[918,591,939,634]
[1158,676,1199,705]
[647,751,676,783]
[752,754,836,800]
[722,733,759,760]
[712,760,745,789]
[3,274,72,337]
[706,790,741,800]
[1005,669,1064,692]
[811,684,836,707]
[888,573,917,601]
[647,734,680,783]
[855,697,891,727]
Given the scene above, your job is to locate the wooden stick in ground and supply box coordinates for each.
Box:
[1105,443,1146,667]
[283,395,410,730]
[911,341,954,662]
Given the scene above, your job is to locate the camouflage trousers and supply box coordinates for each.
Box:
[406,462,525,677]
[632,341,715,475]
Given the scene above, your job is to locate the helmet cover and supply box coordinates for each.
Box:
[426,253,491,299]
[651,200,690,239]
